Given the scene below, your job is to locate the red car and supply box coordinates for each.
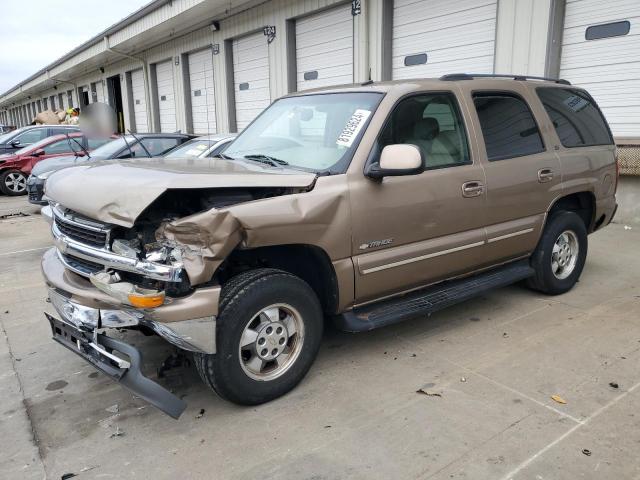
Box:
[0,133,112,196]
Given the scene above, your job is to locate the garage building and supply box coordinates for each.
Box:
[0,0,637,146]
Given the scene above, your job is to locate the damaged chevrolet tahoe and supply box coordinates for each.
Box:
[41,74,618,418]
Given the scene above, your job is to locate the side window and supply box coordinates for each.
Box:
[88,138,110,149]
[378,93,470,168]
[536,88,613,148]
[43,139,74,155]
[142,138,181,156]
[473,93,545,161]
[15,129,47,145]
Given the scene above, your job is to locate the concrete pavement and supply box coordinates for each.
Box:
[1,195,639,480]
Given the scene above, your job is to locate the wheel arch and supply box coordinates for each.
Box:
[219,244,341,315]
[547,191,596,233]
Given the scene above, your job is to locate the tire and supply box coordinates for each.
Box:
[195,268,324,405]
[0,170,28,196]
[527,211,588,295]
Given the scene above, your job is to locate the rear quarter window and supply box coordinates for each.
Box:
[536,87,613,148]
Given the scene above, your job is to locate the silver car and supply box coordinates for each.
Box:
[163,134,237,159]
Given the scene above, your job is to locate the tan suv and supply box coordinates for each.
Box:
[41,74,618,418]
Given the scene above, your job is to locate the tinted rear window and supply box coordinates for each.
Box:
[473,93,545,161]
[536,88,613,148]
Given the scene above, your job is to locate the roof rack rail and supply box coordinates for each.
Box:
[439,73,571,85]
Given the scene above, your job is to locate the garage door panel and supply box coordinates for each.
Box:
[188,49,216,135]
[392,0,496,80]
[155,60,177,133]
[394,0,494,24]
[563,0,638,27]
[295,4,353,92]
[233,32,270,130]
[131,69,148,133]
[560,0,639,137]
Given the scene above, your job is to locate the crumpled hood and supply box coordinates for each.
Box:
[31,155,89,176]
[45,157,317,226]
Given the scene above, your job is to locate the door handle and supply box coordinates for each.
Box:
[462,181,484,198]
[538,168,554,183]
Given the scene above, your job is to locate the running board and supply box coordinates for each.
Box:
[335,260,534,332]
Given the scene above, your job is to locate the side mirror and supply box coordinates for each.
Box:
[33,149,45,157]
[10,139,21,147]
[365,144,424,179]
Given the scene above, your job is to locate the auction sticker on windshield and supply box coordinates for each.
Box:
[336,109,371,148]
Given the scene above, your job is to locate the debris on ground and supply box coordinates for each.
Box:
[582,449,592,456]
[416,384,442,397]
[196,408,205,419]
[0,212,29,220]
[324,425,331,429]
[411,353,417,357]
[551,395,567,404]
[157,352,190,378]
[109,426,125,438]
[105,404,119,414]
[80,466,99,473]
[624,225,633,230]
[609,382,619,389]
[460,377,467,383]
[61,474,77,480]
[502,332,509,338]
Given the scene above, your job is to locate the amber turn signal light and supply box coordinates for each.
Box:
[127,293,165,308]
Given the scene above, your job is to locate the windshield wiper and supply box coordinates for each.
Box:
[65,132,90,159]
[212,153,235,160]
[243,154,289,167]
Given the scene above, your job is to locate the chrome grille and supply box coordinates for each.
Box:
[52,206,111,249]
[60,253,104,277]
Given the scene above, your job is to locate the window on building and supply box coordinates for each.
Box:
[536,87,613,147]
[378,92,470,168]
[473,93,545,161]
[585,21,630,40]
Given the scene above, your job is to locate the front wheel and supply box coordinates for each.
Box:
[0,170,28,196]
[195,268,324,405]
[528,211,588,295]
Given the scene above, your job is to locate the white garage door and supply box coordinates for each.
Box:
[188,49,217,134]
[295,4,353,91]
[130,69,148,133]
[560,0,639,137]
[233,31,270,131]
[155,60,177,133]
[392,0,497,80]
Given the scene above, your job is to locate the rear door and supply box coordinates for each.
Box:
[462,83,561,264]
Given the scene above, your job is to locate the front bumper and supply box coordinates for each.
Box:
[47,313,186,418]
[26,176,47,205]
[42,248,219,354]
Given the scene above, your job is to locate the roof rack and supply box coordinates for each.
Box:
[439,73,571,85]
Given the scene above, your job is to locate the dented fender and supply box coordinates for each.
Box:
[156,175,353,286]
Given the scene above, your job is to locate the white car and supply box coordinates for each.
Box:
[163,134,237,159]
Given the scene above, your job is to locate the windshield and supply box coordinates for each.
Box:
[164,138,215,158]
[224,92,383,173]
[90,136,133,159]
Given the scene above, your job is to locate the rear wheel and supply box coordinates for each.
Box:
[528,211,588,295]
[195,268,323,405]
[0,170,27,196]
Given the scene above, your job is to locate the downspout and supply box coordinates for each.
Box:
[103,36,152,131]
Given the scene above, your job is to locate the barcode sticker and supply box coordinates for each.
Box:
[336,109,371,148]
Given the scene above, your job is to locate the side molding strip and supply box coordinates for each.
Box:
[487,228,534,243]
[361,241,485,275]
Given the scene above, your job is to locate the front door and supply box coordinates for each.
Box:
[349,91,488,304]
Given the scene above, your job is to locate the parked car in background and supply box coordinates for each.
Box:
[163,134,237,159]
[27,133,194,204]
[0,132,111,196]
[0,125,16,134]
[0,125,80,155]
